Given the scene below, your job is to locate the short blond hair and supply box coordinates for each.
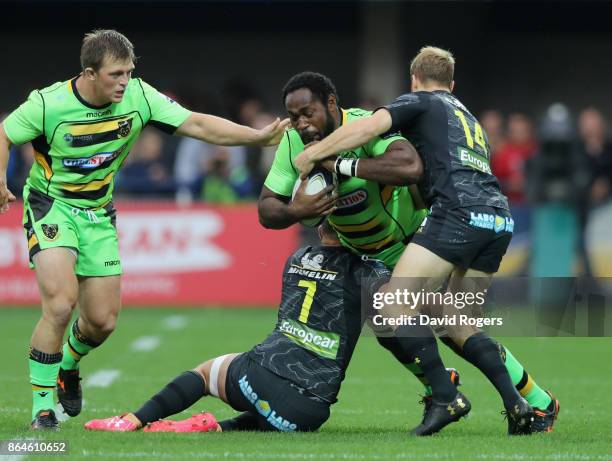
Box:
[81,29,136,72]
[410,46,455,88]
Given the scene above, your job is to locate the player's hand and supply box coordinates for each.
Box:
[295,150,316,179]
[0,177,16,214]
[318,156,337,173]
[289,179,337,220]
[255,117,290,146]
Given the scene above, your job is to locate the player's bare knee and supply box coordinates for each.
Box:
[193,360,213,393]
[39,279,78,308]
[41,303,73,329]
[84,314,117,337]
[445,324,477,347]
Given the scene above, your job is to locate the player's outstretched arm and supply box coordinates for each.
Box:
[295,109,393,176]
[343,139,423,185]
[0,123,17,214]
[175,113,290,147]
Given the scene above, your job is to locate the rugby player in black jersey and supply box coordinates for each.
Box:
[83,221,419,433]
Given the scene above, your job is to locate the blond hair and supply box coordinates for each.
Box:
[410,46,455,88]
[81,29,136,71]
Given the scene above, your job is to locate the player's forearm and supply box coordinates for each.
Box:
[0,124,11,181]
[181,113,261,146]
[309,118,380,162]
[354,148,423,186]
[258,197,300,229]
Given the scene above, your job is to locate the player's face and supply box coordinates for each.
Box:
[285,88,336,145]
[92,57,135,104]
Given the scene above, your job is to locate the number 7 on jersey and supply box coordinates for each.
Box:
[297,280,317,323]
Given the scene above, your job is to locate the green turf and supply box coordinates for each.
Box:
[1,307,611,460]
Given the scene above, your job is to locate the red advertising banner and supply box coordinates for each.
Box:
[0,202,299,306]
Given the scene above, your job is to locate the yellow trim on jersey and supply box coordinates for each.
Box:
[331,217,380,233]
[381,186,394,206]
[34,151,53,180]
[69,117,130,136]
[28,233,39,250]
[62,172,114,192]
[341,109,348,126]
[352,232,396,250]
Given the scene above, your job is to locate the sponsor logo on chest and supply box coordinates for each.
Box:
[336,189,368,209]
[86,109,112,118]
[62,145,126,169]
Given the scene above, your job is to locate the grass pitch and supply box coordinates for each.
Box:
[1,307,611,460]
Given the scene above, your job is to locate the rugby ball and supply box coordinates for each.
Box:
[291,168,338,227]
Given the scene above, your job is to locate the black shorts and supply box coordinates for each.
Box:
[224,352,330,432]
[412,205,513,273]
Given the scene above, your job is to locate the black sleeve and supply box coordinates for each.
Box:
[378,92,430,135]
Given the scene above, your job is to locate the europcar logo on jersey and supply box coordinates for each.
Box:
[336,189,367,209]
[469,213,514,233]
[458,147,492,174]
[280,318,340,359]
[238,375,297,431]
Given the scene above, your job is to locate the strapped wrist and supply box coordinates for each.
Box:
[335,158,359,177]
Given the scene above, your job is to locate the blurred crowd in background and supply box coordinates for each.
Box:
[5,85,612,212]
[4,81,612,279]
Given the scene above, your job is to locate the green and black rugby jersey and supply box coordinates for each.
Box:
[264,108,427,268]
[3,77,192,208]
[248,245,390,403]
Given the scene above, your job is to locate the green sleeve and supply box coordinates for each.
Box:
[3,90,44,145]
[263,132,300,197]
[139,79,192,133]
[363,133,406,157]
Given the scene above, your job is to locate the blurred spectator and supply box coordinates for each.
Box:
[480,110,505,156]
[174,138,252,203]
[578,107,612,203]
[576,107,612,278]
[116,127,175,197]
[491,113,538,204]
[200,145,254,204]
[237,98,277,190]
[222,81,278,190]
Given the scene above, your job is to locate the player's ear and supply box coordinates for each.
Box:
[327,94,337,111]
[83,67,97,81]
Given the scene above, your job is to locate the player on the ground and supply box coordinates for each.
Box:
[259,71,468,434]
[295,48,559,435]
[0,29,289,430]
[84,221,409,433]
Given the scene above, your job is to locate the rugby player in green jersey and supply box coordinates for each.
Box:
[0,29,289,430]
[259,72,465,434]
